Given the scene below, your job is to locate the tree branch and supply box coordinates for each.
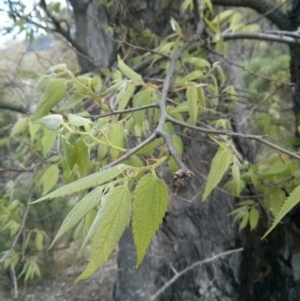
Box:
[222,31,300,45]
[167,116,300,161]
[0,102,28,114]
[151,247,243,301]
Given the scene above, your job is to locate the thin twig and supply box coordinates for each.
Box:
[150,248,243,301]
[9,264,18,299]
[167,116,300,160]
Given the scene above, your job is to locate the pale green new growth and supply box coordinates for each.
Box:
[49,186,103,249]
[132,174,169,266]
[31,164,127,204]
[77,186,131,281]
[117,55,143,82]
[32,78,67,121]
[202,146,233,201]
[263,184,300,238]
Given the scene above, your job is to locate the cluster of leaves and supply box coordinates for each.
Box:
[5,3,300,282]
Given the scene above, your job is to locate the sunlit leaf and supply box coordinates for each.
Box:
[77,186,131,280]
[132,174,169,266]
[118,55,143,82]
[41,164,59,194]
[35,114,63,131]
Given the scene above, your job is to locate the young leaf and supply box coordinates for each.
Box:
[108,123,125,160]
[32,78,67,121]
[31,164,127,203]
[232,161,241,196]
[74,139,90,176]
[132,174,169,266]
[77,186,131,281]
[186,87,198,125]
[60,136,75,169]
[118,84,135,110]
[239,210,249,231]
[68,114,93,127]
[49,186,102,249]
[35,232,44,251]
[263,184,300,238]
[202,146,233,201]
[118,55,142,82]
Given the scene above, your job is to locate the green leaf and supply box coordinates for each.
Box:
[10,117,28,137]
[263,184,300,238]
[172,134,183,155]
[68,114,93,127]
[31,164,127,203]
[202,146,233,201]
[137,138,164,155]
[118,84,135,110]
[232,161,241,196]
[108,123,125,160]
[49,187,102,249]
[32,78,67,121]
[183,57,210,69]
[118,55,143,82]
[41,165,59,195]
[180,71,203,84]
[35,114,63,131]
[35,75,51,92]
[133,89,152,123]
[132,174,169,266]
[186,87,198,125]
[74,139,90,176]
[60,136,75,169]
[77,186,131,281]
[249,207,259,231]
[35,232,44,251]
[239,210,249,231]
[41,128,57,156]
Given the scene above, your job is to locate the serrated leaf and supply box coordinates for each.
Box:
[118,84,135,110]
[10,117,28,137]
[202,146,233,201]
[263,184,300,238]
[249,207,259,231]
[118,55,142,82]
[32,78,67,121]
[77,186,131,281]
[35,114,63,131]
[31,164,126,204]
[49,187,102,249]
[68,114,92,127]
[186,87,198,125]
[132,174,169,266]
[108,123,125,160]
[41,165,59,194]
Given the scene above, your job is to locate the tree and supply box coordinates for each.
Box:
[2,0,300,300]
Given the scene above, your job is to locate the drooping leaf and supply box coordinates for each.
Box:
[263,184,300,238]
[231,161,241,196]
[32,78,67,121]
[60,136,75,169]
[41,128,58,156]
[31,164,127,203]
[183,57,210,69]
[118,84,135,110]
[132,174,169,266]
[74,139,90,176]
[77,186,131,281]
[118,55,143,82]
[108,123,125,160]
[35,232,44,251]
[49,187,102,249]
[239,210,249,231]
[41,165,60,194]
[202,146,233,201]
[186,87,198,125]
